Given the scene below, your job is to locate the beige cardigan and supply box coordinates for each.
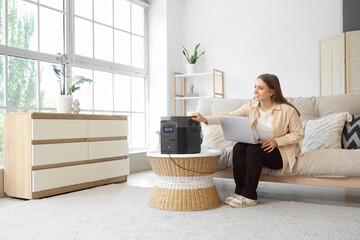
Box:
[206,100,304,172]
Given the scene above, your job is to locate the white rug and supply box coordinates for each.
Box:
[0,183,359,240]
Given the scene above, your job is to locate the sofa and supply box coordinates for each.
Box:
[196,93,360,188]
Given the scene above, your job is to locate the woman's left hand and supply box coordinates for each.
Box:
[261,138,278,153]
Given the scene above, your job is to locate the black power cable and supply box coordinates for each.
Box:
[166,140,262,174]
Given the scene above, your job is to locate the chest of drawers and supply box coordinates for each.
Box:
[4,113,129,199]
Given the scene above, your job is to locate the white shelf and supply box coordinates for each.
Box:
[175,96,213,100]
[174,72,221,78]
[173,68,224,116]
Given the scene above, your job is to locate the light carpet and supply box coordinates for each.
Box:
[0,183,359,240]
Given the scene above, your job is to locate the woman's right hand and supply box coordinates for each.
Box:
[191,112,208,124]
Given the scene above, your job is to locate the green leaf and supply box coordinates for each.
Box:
[183,43,204,64]
[183,50,190,63]
[183,46,191,63]
[73,75,92,85]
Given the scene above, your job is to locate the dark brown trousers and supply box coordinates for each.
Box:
[232,142,283,200]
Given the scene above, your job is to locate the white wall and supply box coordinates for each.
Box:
[148,0,169,148]
[149,0,342,143]
[148,0,183,147]
[180,0,342,102]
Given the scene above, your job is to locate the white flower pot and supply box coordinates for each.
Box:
[186,64,197,74]
[56,95,73,113]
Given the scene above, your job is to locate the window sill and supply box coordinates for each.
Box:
[129,149,149,155]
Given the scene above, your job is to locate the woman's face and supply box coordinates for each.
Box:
[254,78,274,102]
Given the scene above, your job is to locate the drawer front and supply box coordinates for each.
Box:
[32,165,88,192]
[88,120,128,138]
[32,142,88,166]
[32,119,87,140]
[89,159,130,182]
[88,140,128,159]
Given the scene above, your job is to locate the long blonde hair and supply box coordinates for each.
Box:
[257,73,300,116]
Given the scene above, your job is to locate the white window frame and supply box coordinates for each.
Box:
[0,0,150,166]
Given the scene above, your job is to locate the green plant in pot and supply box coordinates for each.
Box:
[52,53,92,113]
[183,43,205,74]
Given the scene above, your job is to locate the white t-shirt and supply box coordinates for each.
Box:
[256,108,273,141]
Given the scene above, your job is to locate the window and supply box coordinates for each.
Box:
[0,0,149,165]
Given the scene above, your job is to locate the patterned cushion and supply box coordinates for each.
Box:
[301,112,352,153]
[342,115,360,149]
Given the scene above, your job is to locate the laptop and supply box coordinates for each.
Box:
[219,116,262,144]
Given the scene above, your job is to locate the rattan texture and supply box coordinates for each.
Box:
[148,155,222,211]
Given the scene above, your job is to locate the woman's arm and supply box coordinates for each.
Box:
[274,108,304,146]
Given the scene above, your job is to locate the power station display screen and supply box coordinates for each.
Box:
[163,126,174,133]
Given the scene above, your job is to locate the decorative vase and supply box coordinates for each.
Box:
[186,63,197,74]
[56,95,73,113]
[72,99,81,114]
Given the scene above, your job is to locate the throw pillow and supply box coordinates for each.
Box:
[301,112,352,153]
[201,123,236,150]
[342,115,360,149]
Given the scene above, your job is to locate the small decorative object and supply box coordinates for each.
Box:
[185,84,199,97]
[52,53,92,113]
[190,84,194,93]
[183,43,205,74]
[72,99,80,114]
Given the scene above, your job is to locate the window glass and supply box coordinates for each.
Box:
[94,111,112,115]
[114,74,130,111]
[40,61,58,108]
[131,77,144,112]
[39,7,64,54]
[131,113,145,147]
[94,71,112,111]
[131,3,144,36]
[132,35,144,68]
[72,67,93,111]
[0,0,148,157]
[94,0,112,26]
[8,0,38,51]
[39,0,63,11]
[0,0,4,45]
[0,55,4,106]
[114,30,130,65]
[94,24,113,62]
[75,17,93,58]
[114,0,130,31]
[0,109,4,165]
[74,0,92,20]
[8,56,37,108]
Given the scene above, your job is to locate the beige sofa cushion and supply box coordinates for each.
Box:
[287,96,319,121]
[217,147,360,177]
[264,149,360,176]
[318,93,360,117]
[201,123,235,150]
[211,99,250,115]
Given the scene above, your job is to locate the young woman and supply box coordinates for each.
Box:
[191,74,304,208]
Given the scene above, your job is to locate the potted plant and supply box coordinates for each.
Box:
[52,53,92,113]
[182,43,205,74]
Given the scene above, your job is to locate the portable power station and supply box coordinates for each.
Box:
[160,116,202,154]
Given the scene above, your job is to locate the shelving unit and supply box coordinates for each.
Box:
[174,69,224,116]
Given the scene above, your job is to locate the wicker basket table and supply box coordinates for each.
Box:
[147,149,222,211]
